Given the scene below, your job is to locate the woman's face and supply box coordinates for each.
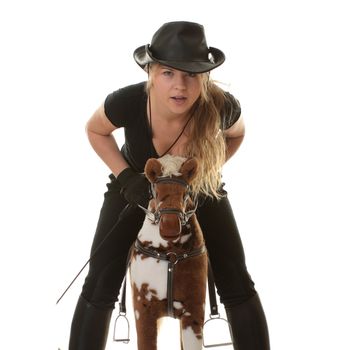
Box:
[149,64,203,117]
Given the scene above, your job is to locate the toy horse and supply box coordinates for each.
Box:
[130,155,208,350]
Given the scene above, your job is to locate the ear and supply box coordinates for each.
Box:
[145,158,163,183]
[180,158,198,184]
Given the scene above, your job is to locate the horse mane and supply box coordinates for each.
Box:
[157,154,187,177]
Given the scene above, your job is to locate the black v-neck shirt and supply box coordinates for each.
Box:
[104,82,241,172]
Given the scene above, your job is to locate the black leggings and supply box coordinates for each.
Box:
[81,176,257,309]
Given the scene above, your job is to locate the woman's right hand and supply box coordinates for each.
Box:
[117,167,151,207]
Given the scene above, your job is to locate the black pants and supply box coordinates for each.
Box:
[81,176,257,308]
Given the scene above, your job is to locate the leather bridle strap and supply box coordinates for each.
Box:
[119,243,135,314]
[151,176,189,198]
[138,203,197,226]
[134,238,206,262]
[154,176,189,186]
[207,257,219,316]
[138,176,197,226]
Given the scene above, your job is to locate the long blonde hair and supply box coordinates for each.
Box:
[147,64,228,198]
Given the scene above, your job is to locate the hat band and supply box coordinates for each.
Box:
[147,45,210,63]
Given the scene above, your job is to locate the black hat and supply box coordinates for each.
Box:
[133,21,225,74]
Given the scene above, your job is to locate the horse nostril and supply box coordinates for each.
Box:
[159,214,181,240]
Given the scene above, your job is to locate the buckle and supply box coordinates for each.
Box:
[166,252,179,264]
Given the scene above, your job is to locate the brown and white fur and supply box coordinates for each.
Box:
[130,155,208,350]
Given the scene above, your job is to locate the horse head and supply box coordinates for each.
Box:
[144,155,198,241]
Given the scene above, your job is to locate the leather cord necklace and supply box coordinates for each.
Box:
[149,95,193,157]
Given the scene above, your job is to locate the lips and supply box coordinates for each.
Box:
[171,96,187,105]
[172,95,186,100]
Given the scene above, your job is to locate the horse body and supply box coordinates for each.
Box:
[129,155,208,350]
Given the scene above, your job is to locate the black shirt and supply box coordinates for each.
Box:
[104,82,241,172]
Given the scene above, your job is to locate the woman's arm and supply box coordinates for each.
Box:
[223,115,246,162]
[86,104,129,176]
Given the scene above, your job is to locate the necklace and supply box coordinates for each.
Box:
[148,95,193,158]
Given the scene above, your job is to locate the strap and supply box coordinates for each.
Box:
[167,262,175,317]
[155,177,189,187]
[207,258,219,316]
[119,244,135,314]
[137,199,197,227]
[119,278,127,314]
[134,239,206,262]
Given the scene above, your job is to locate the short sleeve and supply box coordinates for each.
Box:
[104,82,146,127]
[221,92,241,130]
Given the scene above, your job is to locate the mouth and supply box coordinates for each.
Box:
[171,96,187,104]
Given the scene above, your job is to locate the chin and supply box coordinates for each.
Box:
[169,104,191,115]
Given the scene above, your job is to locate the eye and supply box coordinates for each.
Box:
[162,70,174,77]
[187,72,197,78]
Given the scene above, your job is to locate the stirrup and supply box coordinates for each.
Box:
[203,313,233,348]
[113,312,130,344]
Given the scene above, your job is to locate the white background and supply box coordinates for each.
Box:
[1,0,349,349]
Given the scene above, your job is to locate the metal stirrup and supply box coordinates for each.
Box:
[203,259,233,348]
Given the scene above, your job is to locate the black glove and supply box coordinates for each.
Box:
[117,167,151,207]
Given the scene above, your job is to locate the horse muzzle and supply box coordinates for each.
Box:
[159,212,182,241]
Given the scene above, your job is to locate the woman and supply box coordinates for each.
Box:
[69,21,270,350]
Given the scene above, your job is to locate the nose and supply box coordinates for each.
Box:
[173,72,186,90]
[159,213,181,241]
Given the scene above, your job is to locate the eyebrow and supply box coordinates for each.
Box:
[159,65,173,70]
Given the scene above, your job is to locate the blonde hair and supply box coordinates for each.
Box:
[147,64,228,198]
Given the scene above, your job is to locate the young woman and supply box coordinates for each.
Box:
[68,21,270,350]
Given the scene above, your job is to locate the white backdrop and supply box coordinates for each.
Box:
[1,0,349,349]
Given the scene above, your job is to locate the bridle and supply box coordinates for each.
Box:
[138,176,197,226]
[135,175,201,318]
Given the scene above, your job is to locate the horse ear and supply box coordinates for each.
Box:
[180,158,198,184]
[145,158,163,183]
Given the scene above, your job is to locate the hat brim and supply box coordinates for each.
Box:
[133,45,225,74]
